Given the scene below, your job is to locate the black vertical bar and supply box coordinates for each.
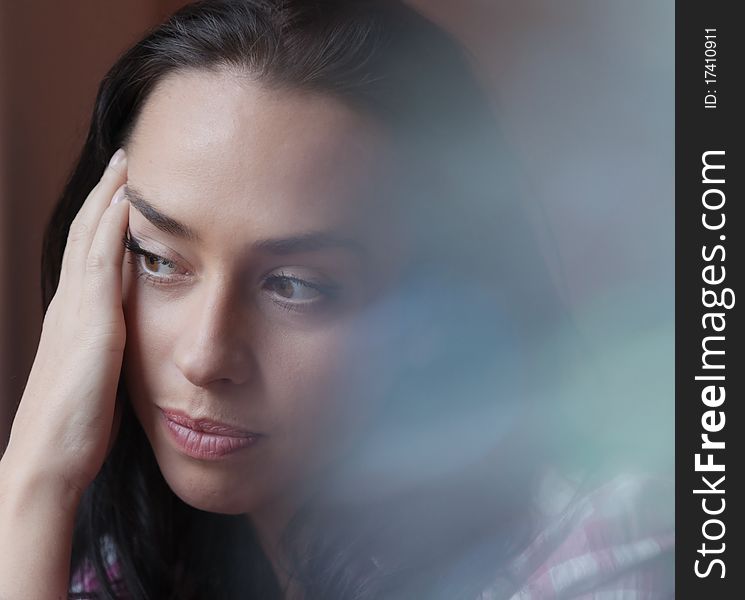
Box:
[676,1,742,597]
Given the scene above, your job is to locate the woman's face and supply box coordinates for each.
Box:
[121,69,409,520]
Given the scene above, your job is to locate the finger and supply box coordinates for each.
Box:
[81,191,131,322]
[74,149,128,232]
[60,149,128,282]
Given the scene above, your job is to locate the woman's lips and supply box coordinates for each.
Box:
[159,408,262,460]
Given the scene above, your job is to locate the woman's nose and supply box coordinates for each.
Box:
[172,282,257,388]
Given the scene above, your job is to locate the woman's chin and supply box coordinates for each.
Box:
[156,457,258,515]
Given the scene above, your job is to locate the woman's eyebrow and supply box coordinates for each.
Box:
[125,184,367,260]
[252,231,367,260]
[126,184,200,242]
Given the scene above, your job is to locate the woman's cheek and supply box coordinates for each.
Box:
[269,322,387,467]
[121,281,181,404]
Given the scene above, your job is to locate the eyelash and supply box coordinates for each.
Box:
[122,232,339,313]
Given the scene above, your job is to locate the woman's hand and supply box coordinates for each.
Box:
[1,149,130,504]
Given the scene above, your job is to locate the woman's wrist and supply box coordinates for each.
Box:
[0,449,84,516]
[0,451,80,599]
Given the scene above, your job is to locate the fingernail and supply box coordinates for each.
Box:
[111,184,127,205]
[109,148,126,168]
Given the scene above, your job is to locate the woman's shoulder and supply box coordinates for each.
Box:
[480,470,675,600]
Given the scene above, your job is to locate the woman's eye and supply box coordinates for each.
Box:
[123,232,182,282]
[139,253,179,278]
[264,275,323,302]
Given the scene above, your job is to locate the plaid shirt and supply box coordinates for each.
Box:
[486,472,675,599]
[70,472,674,598]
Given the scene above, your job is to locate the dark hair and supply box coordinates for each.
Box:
[43,1,567,597]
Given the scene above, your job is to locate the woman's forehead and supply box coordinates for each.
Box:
[125,69,396,243]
